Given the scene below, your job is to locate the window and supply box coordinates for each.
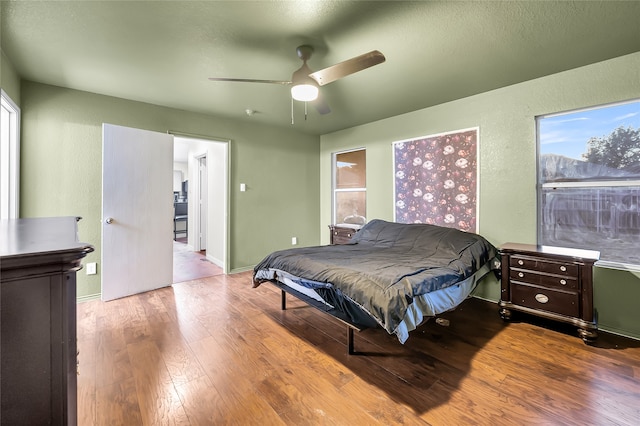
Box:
[332,149,366,225]
[537,99,640,268]
[1,90,20,219]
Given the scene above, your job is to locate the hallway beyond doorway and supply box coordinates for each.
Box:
[173,240,223,283]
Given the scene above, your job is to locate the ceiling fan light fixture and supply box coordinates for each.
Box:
[291,83,318,102]
[290,59,319,102]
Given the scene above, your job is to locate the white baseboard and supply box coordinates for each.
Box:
[77,293,101,303]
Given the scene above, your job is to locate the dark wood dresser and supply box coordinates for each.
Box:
[498,243,600,343]
[1,217,93,425]
[328,224,361,245]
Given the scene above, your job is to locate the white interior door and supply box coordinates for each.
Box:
[102,123,174,301]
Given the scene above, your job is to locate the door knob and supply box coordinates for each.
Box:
[105,217,114,224]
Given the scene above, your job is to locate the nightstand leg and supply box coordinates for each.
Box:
[499,307,512,321]
[578,327,598,344]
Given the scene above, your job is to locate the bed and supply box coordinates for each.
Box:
[253,219,498,352]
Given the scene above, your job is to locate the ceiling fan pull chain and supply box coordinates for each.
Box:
[304,101,308,121]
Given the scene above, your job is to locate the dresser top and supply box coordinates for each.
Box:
[1,216,93,260]
[500,242,600,262]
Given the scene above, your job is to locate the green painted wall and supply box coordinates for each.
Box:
[1,0,20,101]
[20,81,320,298]
[320,52,640,340]
[1,49,21,105]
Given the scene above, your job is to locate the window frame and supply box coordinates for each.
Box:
[1,89,20,219]
[536,98,640,271]
[331,148,366,225]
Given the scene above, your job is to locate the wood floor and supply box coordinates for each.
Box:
[77,271,640,425]
[173,241,223,284]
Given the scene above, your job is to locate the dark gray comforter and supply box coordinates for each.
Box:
[253,219,496,336]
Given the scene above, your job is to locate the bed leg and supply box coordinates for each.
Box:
[281,290,286,310]
[347,327,355,355]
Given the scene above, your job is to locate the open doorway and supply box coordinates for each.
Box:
[172,136,228,283]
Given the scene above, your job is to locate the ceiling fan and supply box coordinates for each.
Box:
[208,45,386,115]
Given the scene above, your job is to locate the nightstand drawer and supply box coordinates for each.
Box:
[332,230,354,244]
[329,225,361,245]
[509,269,578,290]
[509,268,538,285]
[511,283,579,318]
[539,273,578,290]
[510,256,578,277]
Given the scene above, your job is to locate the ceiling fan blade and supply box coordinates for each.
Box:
[208,77,291,85]
[309,50,385,86]
[311,91,331,115]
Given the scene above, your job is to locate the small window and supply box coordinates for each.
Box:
[1,90,20,219]
[537,99,640,268]
[332,149,366,225]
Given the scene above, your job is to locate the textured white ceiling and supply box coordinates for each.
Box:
[2,1,640,135]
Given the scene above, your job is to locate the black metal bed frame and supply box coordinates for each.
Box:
[269,279,368,355]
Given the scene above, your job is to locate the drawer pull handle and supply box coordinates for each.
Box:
[518,272,524,278]
[560,279,567,285]
[560,266,567,272]
[518,260,524,265]
[535,294,549,304]
[347,233,352,237]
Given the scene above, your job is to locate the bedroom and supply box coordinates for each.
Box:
[1,1,640,424]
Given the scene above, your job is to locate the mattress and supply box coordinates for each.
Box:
[254,260,491,343]
[254,219,498,343]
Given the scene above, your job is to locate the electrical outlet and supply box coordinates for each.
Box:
[291,237,297,245]
[86,262,97,275]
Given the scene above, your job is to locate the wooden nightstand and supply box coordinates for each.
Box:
[498,243,600,343]
[329,224,361,245]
